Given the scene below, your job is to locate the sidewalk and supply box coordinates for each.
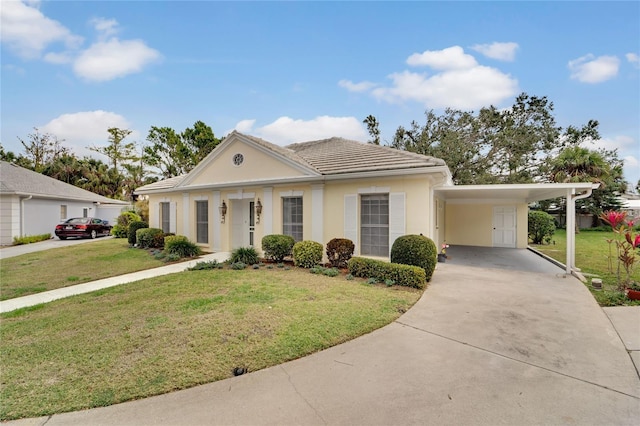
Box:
[0,252,231,314]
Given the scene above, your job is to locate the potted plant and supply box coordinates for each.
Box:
[438,243,449,263]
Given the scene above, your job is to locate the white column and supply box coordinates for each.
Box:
[311,184,324,244]
[212,191,221,251]
[565,189,575,275]
[263,187,273,235]
[183,193,190,239]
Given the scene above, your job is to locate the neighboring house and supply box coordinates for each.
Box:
[135,131,597,275]
[0,161,130,245]
[620,193,640,221]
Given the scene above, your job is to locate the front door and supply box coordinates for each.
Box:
[231,199,255,249]
[493,206,516,248]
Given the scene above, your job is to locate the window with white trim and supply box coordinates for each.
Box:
[360,194,389,256]
[160,202,171,233]
[196,200,208,244]
[283,197,303,242]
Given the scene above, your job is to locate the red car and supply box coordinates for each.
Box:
[55,217,112,240]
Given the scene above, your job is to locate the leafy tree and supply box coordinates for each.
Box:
[17,128,69,172]
[89,127,137,171]
[181,120,221,164]
[0,144,31,168]
[363,115,381,145]
[528,210,556,244]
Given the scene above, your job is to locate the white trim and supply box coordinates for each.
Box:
[193,195,209,201]
[446,198,525,205]
[312,185,324,243]
[279,190,304,197]
[228,190,256,200]
[344,194,358,255]
[153,202,160,228]
[182,193,189,237]
[358,186,390,194]
[263,187,273,235]
[212,191,221,251]
[169,202,177,234]
[389,192,405,256]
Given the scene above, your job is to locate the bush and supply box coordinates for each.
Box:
[136,228,165,249]
[292,240,323,268]
[348,257,427,289]
[128,221,149,245]
[230,246,260,265]
[186,260,220,271]
[326,238,355,268]
[390,234,437,281]
[163,253,181,262]
[230,262,247,270]
[111,224,127,238]
[528,210,556,244]
[13,233,51,245]
[164,235,202,258]
[262,234,295,262]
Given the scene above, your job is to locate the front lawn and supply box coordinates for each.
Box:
[0,239,170,300]
[0,268,421,420]
[531,229,640,306]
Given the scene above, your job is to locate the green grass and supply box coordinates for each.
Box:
[0,268,421,420]
[0,239,169,300]
[531,229,640,306]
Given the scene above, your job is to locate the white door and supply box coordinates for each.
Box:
[231,199,255,249]
[493,206,516,248]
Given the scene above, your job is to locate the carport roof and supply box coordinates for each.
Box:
[435,182,599,202]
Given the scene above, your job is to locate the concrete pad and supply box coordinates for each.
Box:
[603,306,640,351]
[631,352,640,375]
[0,252,230,313]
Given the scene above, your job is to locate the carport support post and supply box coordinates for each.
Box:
[566,188,575,275]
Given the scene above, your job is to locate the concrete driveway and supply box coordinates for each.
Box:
[0,236,113,260]
[7,248,640,425]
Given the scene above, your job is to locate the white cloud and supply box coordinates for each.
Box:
[40,111,139,158]
[470,42,519,61]
[0,0,83,59]
[406,46,477,70]
[568,54,620,83]
[230,116,368,145]
[340,46,518,110]
[43,51,73,64]
[626,53,640,69]
[73,38,161,82]
[371,67,518,109]
[338,79,377,92]
[585,135,640,183]
[91,17,119,39]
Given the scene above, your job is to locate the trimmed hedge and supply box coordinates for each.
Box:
[136,228,165,249]
[262,234,295,262]
[292,240,323,268]
[128,221,149,245]
[347,257,427,289]
[390,234,437,281]
[326,238,355,268]
[164,235,201,258]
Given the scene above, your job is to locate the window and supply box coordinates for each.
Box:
[160,202,171,233]
[60,205,67,220]
[360,194,389,256]
[283,197,303,242]
[196,200,208,244]
[83,208,88,218]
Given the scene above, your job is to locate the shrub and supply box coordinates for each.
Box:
[348,257,427,289]
[187,260,220,271]
[137,228,165,249]
[390,234,437,281]
[326,238,355,268]
[230,246,260,265]
[230,262,247,270]
[292,240,323,268]
[323,267,340,277]
[164,235,202,258]
[111,224,127,238]
[262,234,295,262]
[128,221,149,245]
[13,233,51,245]
[164,253,181,262]
[528,210,556,244]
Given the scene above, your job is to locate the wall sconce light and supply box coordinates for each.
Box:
[219,200,227,223]
[255,199,263,224]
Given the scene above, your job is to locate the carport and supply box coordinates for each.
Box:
[434,182,599,276]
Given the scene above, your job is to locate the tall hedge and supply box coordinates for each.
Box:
[390,234,437,281]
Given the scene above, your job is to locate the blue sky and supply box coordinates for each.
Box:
[2,1,639,186]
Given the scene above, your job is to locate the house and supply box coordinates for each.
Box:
[0,161,130,245]
[135,131,597,275]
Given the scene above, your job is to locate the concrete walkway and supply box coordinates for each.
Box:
[4,249,639,425]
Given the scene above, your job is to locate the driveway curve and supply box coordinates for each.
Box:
[8,250,640,426]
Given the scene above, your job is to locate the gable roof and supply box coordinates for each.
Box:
[0,161,128,204]
[135,131,448,194]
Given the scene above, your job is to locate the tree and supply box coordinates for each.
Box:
[89,128,137,171]
[363,115,381,145]
[181,120,221,165]
[0,144,31,168]
[17,128,69,172]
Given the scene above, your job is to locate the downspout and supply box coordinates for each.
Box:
[20,195,33,237]
[565,184,599,276]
